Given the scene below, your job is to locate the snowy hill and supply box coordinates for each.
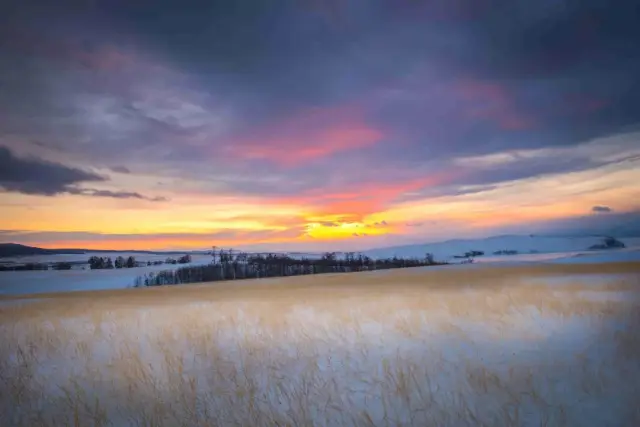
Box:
[363,235,640,262]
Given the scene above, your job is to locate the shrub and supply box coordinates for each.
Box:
[53,262,72,270]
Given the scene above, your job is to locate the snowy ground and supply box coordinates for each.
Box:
[464,246,640,265]
[0,235,638,296]
[0,254,212,295]
[1,262,639,426]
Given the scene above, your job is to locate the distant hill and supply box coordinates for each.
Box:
[0,243,87,257]
[363,235,640,262]
[3,234,639,261]
[0,243,207,258]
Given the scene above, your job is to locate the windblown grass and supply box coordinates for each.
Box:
[1,262,639,426]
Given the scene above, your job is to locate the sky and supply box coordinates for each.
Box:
[1,0,640,251]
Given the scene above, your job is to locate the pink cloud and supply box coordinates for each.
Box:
[453,78,537,130]
[73,45,137,72]
[224,106,383,166]
[3,27,138,73]
[563,94,610,114]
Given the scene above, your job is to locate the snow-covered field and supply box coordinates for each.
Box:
[2,235,639,296]
[1,262,639,426]
[464,246,640,265]
[0,254,213,295]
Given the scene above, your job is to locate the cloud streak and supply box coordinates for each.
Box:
[0,146,166,201]
[2,227,309,251]
[592,205,612,213]
[66,188,168,202]
[223,106,383,166]
[0,146,105,195]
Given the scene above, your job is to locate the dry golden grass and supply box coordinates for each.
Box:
[0,262,639,426]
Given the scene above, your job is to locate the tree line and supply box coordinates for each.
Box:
[134,248,444,287]
[0,254,194,272]
[89,255,136,269]
[89,254,192,270]
[0,263,50,272]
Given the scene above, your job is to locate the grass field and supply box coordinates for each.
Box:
[1,262,639,426]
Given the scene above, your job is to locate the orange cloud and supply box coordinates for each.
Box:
[286,176,451,239]
[259,179,413,224]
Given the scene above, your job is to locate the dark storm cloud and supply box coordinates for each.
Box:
[0,146,166,201]
[109,166,131,174]
[592,206,613,213]
[456,157,596,187]
[319,221,341,227]
[66,188,168,202]
[1,0,639,198]
[166,1,637,135]
[0,146,105,195]
[536,210,640,237]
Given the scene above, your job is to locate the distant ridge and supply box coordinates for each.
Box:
[3,234,638,260]
[363,234,638,261]
[0,243,85,257]
[0,243,207,258]
[0,243,322,259]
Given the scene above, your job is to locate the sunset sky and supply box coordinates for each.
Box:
[1,0,639,251]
